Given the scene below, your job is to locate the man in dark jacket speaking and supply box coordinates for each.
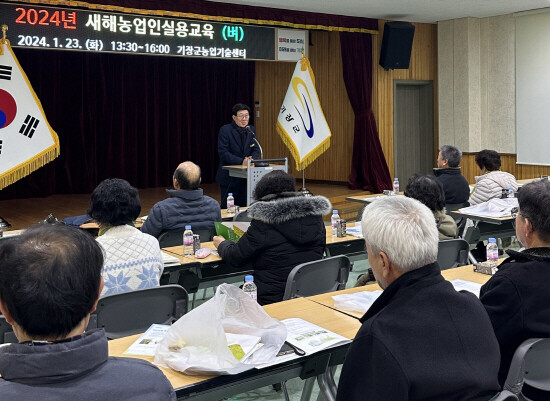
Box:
[216,103,261,209]
[336,196,500,401]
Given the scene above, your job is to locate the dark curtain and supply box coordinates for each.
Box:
[84,0,378,32]
[0,48,254,199]
[340,32,392,193]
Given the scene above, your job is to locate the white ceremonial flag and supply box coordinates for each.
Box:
[0,38,59,190]
[276,56,331,171]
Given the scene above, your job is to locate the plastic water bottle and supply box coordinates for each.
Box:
[242,275,257,301]
[227,193,235,214]
[393,178,400,194]
[331,210,340,237]
[508,187,514,198]
[183,225,194,257]
[486,238,499,269]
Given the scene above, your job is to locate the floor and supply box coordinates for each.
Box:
[0,182,367,230]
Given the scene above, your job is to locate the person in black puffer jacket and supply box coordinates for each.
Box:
[213,170,331,305]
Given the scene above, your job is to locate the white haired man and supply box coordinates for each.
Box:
[336,196,500,401]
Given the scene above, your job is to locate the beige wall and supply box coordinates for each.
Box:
[438,15,515,153]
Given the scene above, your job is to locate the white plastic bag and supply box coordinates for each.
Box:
[154,283,287,375]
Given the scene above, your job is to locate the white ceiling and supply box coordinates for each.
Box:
[207,0,550,24]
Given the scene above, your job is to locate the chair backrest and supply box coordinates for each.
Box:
[446,202,469,229]
[88,285,188,339]
[233,210,252,222]
[503,338,550,397]
[0,315,18,344]
[437,239,470,270]
[158,228,213,247]
[283,255,351,300]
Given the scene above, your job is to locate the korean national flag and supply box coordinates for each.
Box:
[276,56,331,171]
[0,39,59,190]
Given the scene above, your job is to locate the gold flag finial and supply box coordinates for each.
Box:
[0,24,7,54]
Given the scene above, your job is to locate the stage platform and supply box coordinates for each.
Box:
[0,182,370,230]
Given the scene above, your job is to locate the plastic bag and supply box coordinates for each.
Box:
[154,283,286,375]
[332,291,383,314]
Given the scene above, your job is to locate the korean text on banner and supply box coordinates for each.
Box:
[0,36,60,190]
[276,56,331,171]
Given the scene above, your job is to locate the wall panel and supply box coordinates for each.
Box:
[373,20,438,178]
[255,22,438,183]
[254,31,354,182]
[461,154,550,183]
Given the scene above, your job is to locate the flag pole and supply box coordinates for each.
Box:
[298,169,312,197]
[0,25,9,232]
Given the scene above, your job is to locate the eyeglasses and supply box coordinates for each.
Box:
[236,114,249,119]
[511,207,519,218]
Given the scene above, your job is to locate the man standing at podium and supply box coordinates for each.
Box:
[216,103,260,208]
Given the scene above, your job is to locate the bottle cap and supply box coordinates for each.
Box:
[394,177,398,180]
[333,210,338,214]
[509,187,513,190]
[488,238,496,243]
[228,193,233,196]
[185,225,191,230]
[245,275,254,282]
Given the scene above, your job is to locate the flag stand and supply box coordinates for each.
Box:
[298,169,313,197]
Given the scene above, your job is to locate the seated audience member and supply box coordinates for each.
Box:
[213,170,330,305]
[433,144,470,204]
[404,173,458,240]
[336,196,500,401]
[141,161,221,238]
[469,149,518,205]
[0,224,175,400]
[480,180,550,394]
[88,178,163,296]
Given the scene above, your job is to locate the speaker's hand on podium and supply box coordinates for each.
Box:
[242,156,254,167]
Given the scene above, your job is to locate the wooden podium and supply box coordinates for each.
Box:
[222,158,288,206]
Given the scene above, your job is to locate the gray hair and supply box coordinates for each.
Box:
[361,196,439,273]
[439,145,462,168]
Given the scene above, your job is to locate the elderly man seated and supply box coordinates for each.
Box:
[337,196,500,401]
[0,224,175,401]
[480,180,550,398]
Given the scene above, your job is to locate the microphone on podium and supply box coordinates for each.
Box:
[245,125,269,167]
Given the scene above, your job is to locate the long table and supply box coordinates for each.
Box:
[108,262,497,400]
[108,297,360,401]
[160,227,367,298]
[308,264,493,319]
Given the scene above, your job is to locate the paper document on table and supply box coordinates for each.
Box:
[124,324,170,356]
[459,198,518,217]
[450,279,483,298]
[332,291,382,314]
[283,318,350,354]
[346,226,363,238]
[161,251,180,266]
[255,318,350,369]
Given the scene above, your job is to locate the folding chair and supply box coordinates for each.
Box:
[281,255,351,401]
[502,338,550,400]
[158,228,213,247]
[437,239,470,270]
[87,284,188,339]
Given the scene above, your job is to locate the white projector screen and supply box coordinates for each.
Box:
[516,12,550,166]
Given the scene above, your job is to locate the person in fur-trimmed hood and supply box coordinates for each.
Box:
[480,180,550,398]
[213,170,331,305]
